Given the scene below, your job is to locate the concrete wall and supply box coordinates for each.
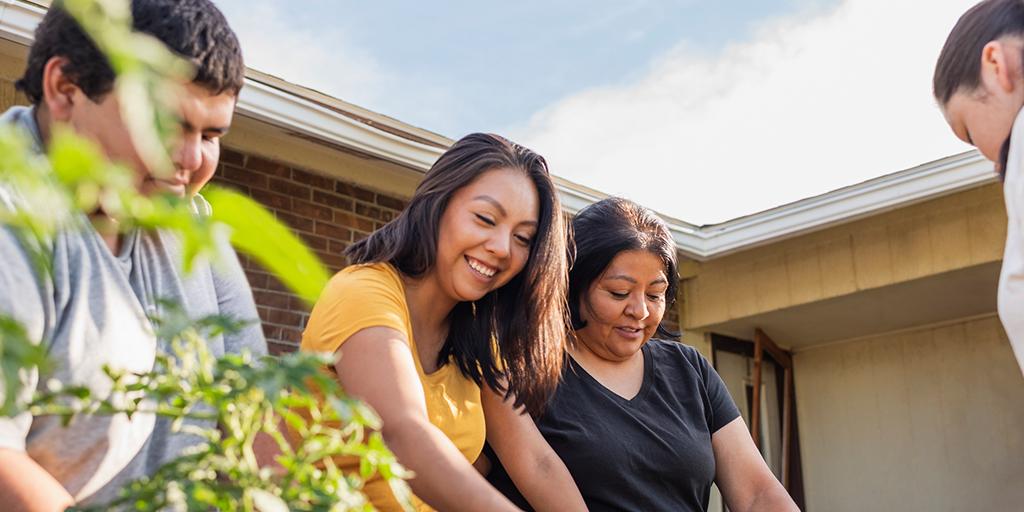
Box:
[793,315,1024,511]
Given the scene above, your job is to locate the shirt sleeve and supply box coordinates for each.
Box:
[301,265,409,354]
[0,225,49,451]
[694,347,741,434]
[210,232,267,358]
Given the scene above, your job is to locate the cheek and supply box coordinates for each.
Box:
[191,143,219,189]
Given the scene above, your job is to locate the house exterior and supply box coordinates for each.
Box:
[1,1,1022,510]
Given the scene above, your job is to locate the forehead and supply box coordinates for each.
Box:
[175,82,236,124]
[455,168,539,216]
[601,250,668,281]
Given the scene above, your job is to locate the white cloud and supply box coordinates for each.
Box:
[513,0,980,224]
[215,0,388,109]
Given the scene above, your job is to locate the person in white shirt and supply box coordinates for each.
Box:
[934,0,1024,375]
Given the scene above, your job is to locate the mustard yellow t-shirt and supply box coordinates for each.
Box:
[301,262,486,512]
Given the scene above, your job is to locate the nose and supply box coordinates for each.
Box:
[624,293,650,321]
[172,134,202,174]
[484,230,512,260]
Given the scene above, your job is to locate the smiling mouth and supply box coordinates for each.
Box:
[466,256,498,278]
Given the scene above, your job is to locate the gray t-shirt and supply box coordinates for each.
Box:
[0,106,267,505]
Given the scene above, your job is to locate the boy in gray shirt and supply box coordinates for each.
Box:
[0,1,267,509]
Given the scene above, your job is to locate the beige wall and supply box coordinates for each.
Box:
[684,185,1007,330]
[793,315,1024,511]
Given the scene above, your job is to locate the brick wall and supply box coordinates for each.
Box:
[213,148,407,355]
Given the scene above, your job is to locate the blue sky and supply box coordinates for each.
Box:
[216,0,979,224]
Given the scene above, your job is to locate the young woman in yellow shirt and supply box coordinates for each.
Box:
[301,133,586,512]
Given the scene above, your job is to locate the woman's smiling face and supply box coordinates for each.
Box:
[431,167,539,303]
[575,249,669,363]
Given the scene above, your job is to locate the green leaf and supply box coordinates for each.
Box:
[204,186,329,305]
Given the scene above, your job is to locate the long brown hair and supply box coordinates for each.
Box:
[347,133,569,415]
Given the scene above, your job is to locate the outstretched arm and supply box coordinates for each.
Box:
[482,385,587,512]
[712,418,798,512]
[334,327,521,512]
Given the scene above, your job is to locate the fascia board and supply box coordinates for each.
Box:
[686,151,995,259]
[235,80,444,171]
[0,0,44,45]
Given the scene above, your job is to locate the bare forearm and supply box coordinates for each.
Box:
[0,448,74,512]
[386,421,520,512]
[733,485,799,512]
[512,451,586,512]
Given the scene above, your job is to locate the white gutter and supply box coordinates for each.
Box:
[235,80,444,171]
[0,0,43,45]
[0,0,999,261]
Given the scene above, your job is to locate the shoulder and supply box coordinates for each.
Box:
[325,262,403,295]
[647,338,706,366]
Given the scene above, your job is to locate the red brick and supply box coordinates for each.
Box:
[253,290,291,309]
[244,271,268,289]
[268,177,311,200]
[376,195,405,211]
[292,168,335,189]
[265,275,290,293]
[257,306,271,322]
[220,148,246,166]
[280,327,303,344]
[218,164,266,189]
[299,232,329,251]
[289,295,315,312]
[276,211,315,233]
[247,156,291,178]
[293,200,334,222]
[381,211,394,222]
[267,340,297,356]
[320,253,347,271]
[262,324,281,340]
[312,190,354,211]
[328,239,349,254]
[268,308,304,327]
[314,221,352,241]
[335,211,375,232]
[355,203,382,220]
[335,182,376,202]
[250,189,292,210]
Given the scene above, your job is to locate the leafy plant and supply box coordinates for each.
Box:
[29,305,412,512]
[0,0,408,509]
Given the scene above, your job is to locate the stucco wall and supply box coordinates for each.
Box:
[793,315,1024,511]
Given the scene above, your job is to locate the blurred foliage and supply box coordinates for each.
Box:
[0,0,406,510]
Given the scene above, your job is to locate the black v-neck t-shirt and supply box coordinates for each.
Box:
[486,339,741,512]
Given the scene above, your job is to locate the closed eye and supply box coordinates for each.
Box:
[514,234,533,246]
[609,291,629,299]
[475,213,496,226]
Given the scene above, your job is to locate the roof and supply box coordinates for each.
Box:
[0,0,998,260]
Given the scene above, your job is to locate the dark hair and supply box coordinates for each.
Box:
[347,133,570,416]
[17,0,245,104]
[934,0,1024,179]
[569,197,678,340]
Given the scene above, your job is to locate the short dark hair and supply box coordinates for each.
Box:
[568,197,679,340]
[347,133,570,416]
[933,0,1024,105]
[17,0,245,104]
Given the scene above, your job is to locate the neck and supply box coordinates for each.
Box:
[568,335,643,375]
[33,104,52,146]
[401,271,458,355]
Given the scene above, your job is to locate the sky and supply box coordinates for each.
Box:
[215,0,981,225]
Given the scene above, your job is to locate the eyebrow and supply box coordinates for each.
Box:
[182,121,229,136]
[473,195,539,226]
[604,274,669,286]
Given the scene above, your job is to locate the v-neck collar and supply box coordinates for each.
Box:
[569,342,654,404]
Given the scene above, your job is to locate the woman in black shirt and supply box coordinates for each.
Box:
[486,197,797,512]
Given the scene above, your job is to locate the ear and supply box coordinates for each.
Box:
[980,40,1020,95]
[40,56,79,122]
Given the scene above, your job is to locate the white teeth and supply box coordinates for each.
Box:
[468,258,496,277]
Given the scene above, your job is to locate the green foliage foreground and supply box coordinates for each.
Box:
[0,0,411,509]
